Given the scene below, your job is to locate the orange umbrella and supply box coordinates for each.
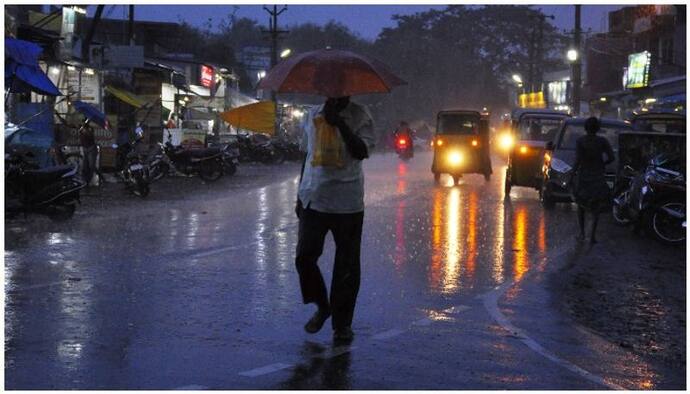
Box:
[258,48,406,97]
[220,101,276,135]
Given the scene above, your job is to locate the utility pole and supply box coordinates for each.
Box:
[572,5,582,115]
[261,5,288,136]
[535,14,555,89]
[128,5,135,45]
[528,27,535,90]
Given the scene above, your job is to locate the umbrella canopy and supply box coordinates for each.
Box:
[5,38,61,96]
[73,100,108,129]
[258,48,406,97]
[220,101,276,135]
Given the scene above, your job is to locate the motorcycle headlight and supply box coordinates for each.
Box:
[550,157,572,174]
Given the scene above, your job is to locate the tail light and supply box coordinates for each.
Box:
[398,138,407,145]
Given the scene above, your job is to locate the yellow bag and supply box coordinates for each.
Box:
[311,116,345,168]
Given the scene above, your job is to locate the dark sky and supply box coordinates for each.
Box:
[87,4,623,41]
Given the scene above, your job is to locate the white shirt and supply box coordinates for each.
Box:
[298,101,376,214]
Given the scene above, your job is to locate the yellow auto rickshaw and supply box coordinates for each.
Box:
[431,110,492,185]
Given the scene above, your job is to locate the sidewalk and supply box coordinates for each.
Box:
[549,217,685,387]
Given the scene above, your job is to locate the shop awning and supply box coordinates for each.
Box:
[220,101,276,135]
[105,85,147,108]
[5,38,61,96]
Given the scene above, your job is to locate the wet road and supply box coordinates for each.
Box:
[4,151,666,389]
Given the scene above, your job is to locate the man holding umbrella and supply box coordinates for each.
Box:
[259,48,405,342]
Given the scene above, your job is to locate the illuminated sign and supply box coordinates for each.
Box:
[625,51,651,89]
[547,81,568,105]
[200,65,214,88]
[518,91,546,109]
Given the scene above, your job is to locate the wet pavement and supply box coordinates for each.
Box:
[4,151,683,389]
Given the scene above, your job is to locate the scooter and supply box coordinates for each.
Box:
[612,154,685,245]
[395,134,414,161]
[5,148,85,221]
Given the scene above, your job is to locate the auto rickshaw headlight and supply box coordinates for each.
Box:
[498,133,514,150]
[436,139,444,147]
[447,151,463,166]
[471,139,479,147]
[519,145,529,154]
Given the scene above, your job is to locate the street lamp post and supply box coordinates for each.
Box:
[571,5,582,115]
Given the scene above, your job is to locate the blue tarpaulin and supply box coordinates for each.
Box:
[5,38,62,96]
[73,100,108,129]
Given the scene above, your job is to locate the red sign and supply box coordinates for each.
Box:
[200,65,214,88]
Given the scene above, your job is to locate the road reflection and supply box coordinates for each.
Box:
[427,183,550,294]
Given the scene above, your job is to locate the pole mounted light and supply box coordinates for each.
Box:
[567,49,578,62]
[512,74,523,84]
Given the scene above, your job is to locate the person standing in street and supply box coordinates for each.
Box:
[80,124,98,186]
[572,116,615,244]
[295,96,375,342]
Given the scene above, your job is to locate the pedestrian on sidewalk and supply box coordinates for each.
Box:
[572,116,615,244]
[294,95,375,342]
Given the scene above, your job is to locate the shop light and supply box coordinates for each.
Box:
[645,98,657,104]
[71,6,87,14]
[291,109,304,118]
[257,71,266,80]
[280,48,292,58]
[84,68,95,75]
[67,65,76,71]
[600,97,607,102]
[49,67,60,75]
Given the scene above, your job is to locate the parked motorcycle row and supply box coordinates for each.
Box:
[6,133,304,221]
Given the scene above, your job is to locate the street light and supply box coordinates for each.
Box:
[280,48,292,58]
[512,74,523,84]
[567,49,578,62]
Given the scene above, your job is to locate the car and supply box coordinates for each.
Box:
[431,110,492,185]
[630,110,685,134]
[540,117,632,208]
[504,109,570,196]
[5,124,54,168]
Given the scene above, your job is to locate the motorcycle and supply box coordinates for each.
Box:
[5,148,85,221]
[612,154,686,245]
[113,141,151,198]
[272,138,302,162]
[162,141,228,182]
[395,134,414,161]
[147,143,172,183]
[236,133,285,164]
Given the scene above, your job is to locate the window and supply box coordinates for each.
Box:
[437,114,479,135]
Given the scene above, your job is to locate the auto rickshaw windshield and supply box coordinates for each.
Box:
[438,114,479,135]
[517,116,564,141]
[557,124,627,151]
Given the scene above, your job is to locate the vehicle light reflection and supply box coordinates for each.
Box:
[442,188,462,293]
[513,206,529,281]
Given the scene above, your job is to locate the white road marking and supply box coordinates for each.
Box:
[238,305,471,378]
[174,384,209,390]
[481,250,626,391]
[371,328,405,340]
[238,362,293,377]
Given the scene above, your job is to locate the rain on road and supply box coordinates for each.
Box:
[5,151,660,389]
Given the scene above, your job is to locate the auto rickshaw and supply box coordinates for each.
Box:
[431,110,492,185]
[504,109,570,196]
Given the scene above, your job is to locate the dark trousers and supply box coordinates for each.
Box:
[82,146,97,184]
[295,206,364,329]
